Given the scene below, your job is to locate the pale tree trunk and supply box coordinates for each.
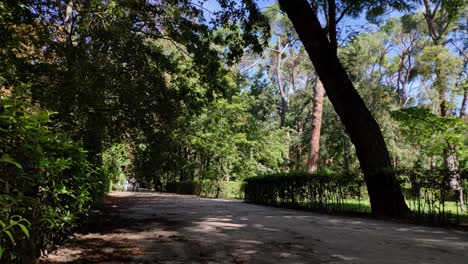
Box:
[278,0,409,217]
[274,35,290,169]
[275,35,288,128]
[64,0,74,46]
[307,80,324,173]
[296,121,304,170]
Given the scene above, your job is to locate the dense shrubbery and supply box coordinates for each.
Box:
[0,95,109,262]
[244,171,366,212]
[165,180,243,199]
[244,169,467,224]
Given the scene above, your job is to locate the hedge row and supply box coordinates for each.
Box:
[243,171,367,212]
[165,180,243,199]
[243,169,467,224]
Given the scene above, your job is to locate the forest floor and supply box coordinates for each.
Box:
[39,192,468,264]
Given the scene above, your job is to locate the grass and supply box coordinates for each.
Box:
[319,198,468,225]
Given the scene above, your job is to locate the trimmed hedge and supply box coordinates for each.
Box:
[165,180,243,199]
[243,169,468,224]
[243,171,367,212]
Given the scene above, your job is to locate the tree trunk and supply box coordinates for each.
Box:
[460,89,467,118]
[307,80,324,173]
[275,36,288,128]
[296,121,304,170]
[64,0,74,47]
[278,0,410,217]
[280,96,287,127]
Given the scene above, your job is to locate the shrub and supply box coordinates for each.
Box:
[0,94,108,262]
[164,180,243,199]
[244,169,467,225]
[243,171,365,212]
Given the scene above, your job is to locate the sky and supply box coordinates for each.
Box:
[198,0,465,113]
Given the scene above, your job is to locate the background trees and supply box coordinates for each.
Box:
[0,0,467,260]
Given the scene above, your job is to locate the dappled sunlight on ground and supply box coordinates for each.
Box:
[40,192,468,264]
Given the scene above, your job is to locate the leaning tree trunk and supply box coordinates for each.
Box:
[278,0,410,217]
[307,80,324,173]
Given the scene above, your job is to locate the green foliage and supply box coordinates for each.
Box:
[244,171,365,211]
[164,180,243,199]
[0,216,30,259]
[244,168,467,224]
[189,95,287,181]
[101,144,132,189]
[0,92,108,261]
[391,107,467,160]
[418,45,463,92]
[1,3,468,263]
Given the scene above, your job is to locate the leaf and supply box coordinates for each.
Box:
[0,154,22,169]
[4,230,14,243]
[0,246,3,259]
[18,224,29,239]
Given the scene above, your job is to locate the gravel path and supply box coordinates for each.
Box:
[39,192,468,264]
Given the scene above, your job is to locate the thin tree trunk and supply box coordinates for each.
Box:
[343,136,351,171]
[460,89,467,118]
[296,121,304,170]
[64,0,74,47]
[278,0,410,217]
[307,80,324,173]
[275,36,288,128]
[280,97,287,127]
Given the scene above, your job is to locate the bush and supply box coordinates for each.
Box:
[164,180,243,199]
[0,94,109,262]
[243,171,365,212]
[244,169,467,225]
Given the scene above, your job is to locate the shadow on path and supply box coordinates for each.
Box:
[39,192,468,264]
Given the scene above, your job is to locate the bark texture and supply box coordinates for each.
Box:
[307,80,324,173]
[278,0,410,217]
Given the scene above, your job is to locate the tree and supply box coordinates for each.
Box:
[307,80,324,172]
[421,0,466,210]
[305,0,411,172]
[278,0,410,217]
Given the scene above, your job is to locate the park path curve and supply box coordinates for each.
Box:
[40,192,468,264]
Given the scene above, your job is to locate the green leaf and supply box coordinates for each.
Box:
[0,246,3,259]
[18,224,29,239]
[0,154,22,169]
[4,230,14,243]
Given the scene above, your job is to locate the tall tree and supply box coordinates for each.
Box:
[307,80,324,172]
[278,0,410,217]
[422,0,465,210]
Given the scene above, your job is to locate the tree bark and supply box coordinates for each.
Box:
[460,89,467,118]
[278,0,410,217]
[275,36,288,127]
[307,80,324,173]
[64,0,74,47]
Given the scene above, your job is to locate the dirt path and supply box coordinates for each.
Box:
[40,192,468,264]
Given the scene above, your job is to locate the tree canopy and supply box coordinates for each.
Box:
[0,0,467,261]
